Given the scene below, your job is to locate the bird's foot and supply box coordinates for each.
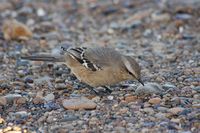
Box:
[89,88,112,96]
[102,86,112,94]
[85,85,112,96]
[87,87,99,95]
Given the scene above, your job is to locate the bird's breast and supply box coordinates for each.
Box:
[69,66,127,87]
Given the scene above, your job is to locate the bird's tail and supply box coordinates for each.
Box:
[21,55,64,62]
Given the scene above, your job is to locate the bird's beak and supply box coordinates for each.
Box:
[138,78,144,86]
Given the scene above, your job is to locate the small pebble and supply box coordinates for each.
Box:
[168,107,184,115]
[24,76,34,83]
[157,107,168,112]
[151,13,171,22]
[125,95,138,102]
[0,97,7,106]
[16,97,27,104]
[148,97,161,104]
[192,104,200,109]
[37,8,46,17]
[142,107,154,115]
[10,111,29,121]
[62,115,79,121]
[107,95,114,100]
[176,13,192,20]
[32,97,44,104]
[155,112,166,119]
[63,97,97,110]
[162,83,176,90]
[12,126,21,131]
[44,93,55,102]
[46,115,57,123]
[0,117,5,124]
[55,83,67,90]
[4,94,22,103]
[3,126,12,132]
[193,86,200,93]
[89,117,99,126]
[2,19,32,41]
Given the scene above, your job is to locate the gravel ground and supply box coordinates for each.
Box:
[0,0,200,133]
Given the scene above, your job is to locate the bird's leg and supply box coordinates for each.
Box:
[88,87,99,95]
[103,86,112,94]
[82,83,112,95]
[85,84,99,95]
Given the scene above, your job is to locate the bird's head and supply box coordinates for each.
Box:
[122,56,144,86]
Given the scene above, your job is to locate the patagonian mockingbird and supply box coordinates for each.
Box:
[21,46,144,95]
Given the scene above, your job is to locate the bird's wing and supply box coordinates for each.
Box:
[63,47,122,71]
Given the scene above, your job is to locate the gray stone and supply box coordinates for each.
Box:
[55,83,67,90]
[4,94,22,103]
[193,86,200,93]
[135,82,164,95]
[9,111,29,120]
[162,83,176,90]
[157,107,168,112]
[44,93,55,102]
[34,76,53,88]
[155,112,167,119]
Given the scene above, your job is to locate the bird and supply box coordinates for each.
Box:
[21,46,144,95]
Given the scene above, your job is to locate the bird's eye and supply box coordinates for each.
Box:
[128,71,132,75]
[127,70,136,78]
[125,68,133,76]
[125,67,135,77]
